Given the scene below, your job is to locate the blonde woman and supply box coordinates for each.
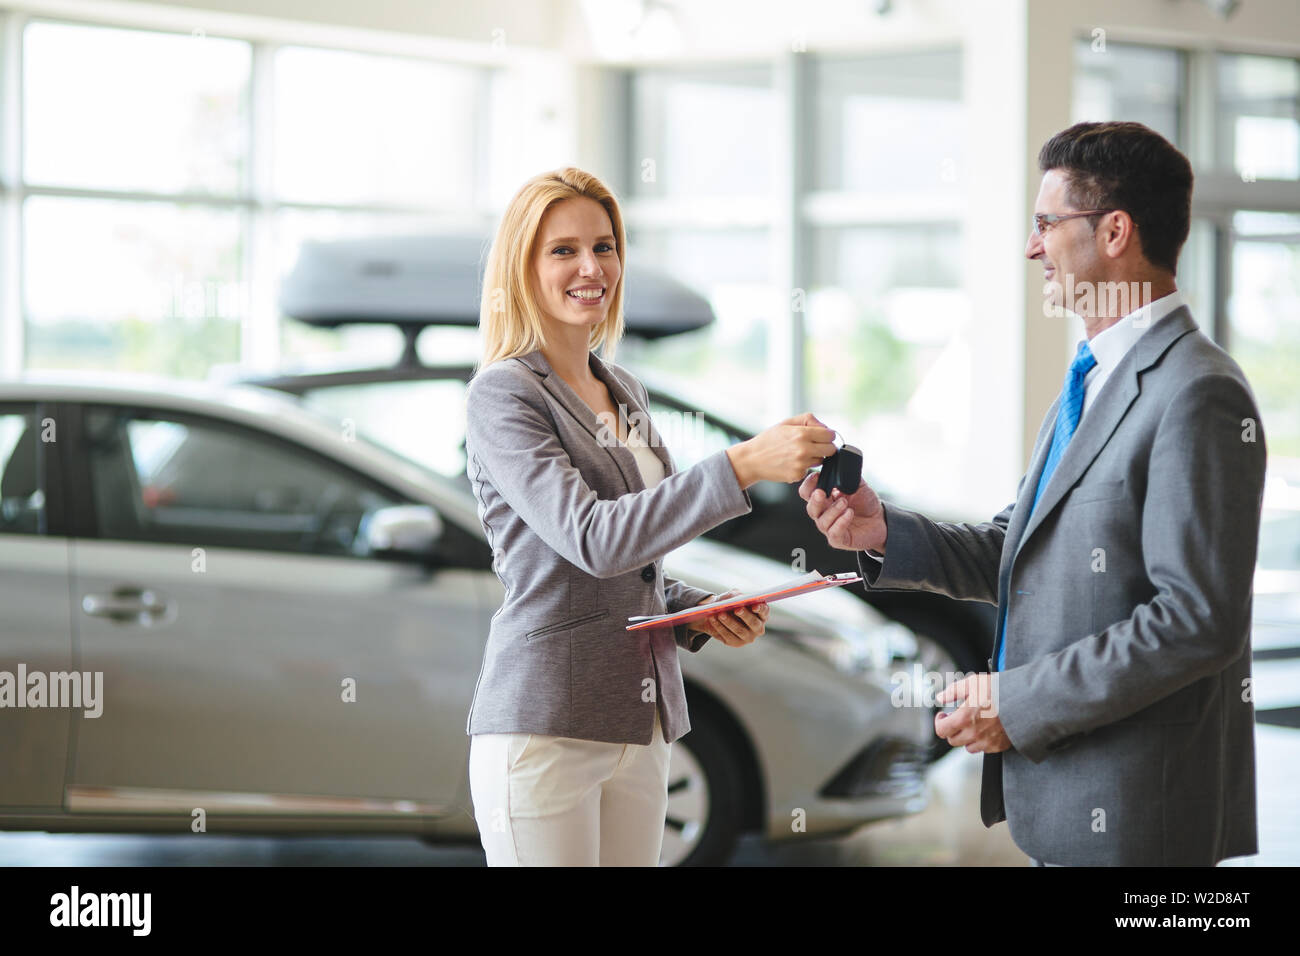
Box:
[464,167,836,866]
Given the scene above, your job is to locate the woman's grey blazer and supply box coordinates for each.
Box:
[463,348,753,745]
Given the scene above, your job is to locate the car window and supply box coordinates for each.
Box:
[299,380,469,481]
[84,405,407,556]
[0,406,46,536]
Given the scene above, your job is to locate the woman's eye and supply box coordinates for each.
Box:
[549,243,615,255]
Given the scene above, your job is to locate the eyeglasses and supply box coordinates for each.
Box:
[1032,210,1117,235]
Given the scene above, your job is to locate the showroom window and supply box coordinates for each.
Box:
[1074,40,1300,469]
[1228,211,1300,459]
[621,225,774,427]
[21,22,249,377]
[804,51,966,502]
[1074,40,1183,145]
[1217,52,1300,181]
[618,65,778,427]
[2,17,486,380]
[811,50,965,197]
[619,52,971,511]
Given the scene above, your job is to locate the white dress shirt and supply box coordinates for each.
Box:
[1080,289,1186,419]
[624,424,665,489]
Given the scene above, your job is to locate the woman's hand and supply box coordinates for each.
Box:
[687,589,769,647]
[726,413,838,489]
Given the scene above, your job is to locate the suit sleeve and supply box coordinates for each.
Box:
[856,500,1016,605]
[664,575,714,652]
[996,374,1267,762]
[464,364,753,580]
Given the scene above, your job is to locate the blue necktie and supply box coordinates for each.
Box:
[995,340,1097,671]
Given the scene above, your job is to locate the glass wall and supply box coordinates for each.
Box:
[1074,40,1300,476]
[11,19,485,379]
[811,50,964,196]
[21,23,249,376]
[619,66,777,427]
[1073,40,1183,144]
[620,51,975,514]
[1229,211,1300,460]
[1217,53,1300,181]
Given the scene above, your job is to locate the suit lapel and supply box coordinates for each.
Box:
[513,349,647,492]
[1015,369,1140,550]
[1003,400,1058,565]
[1014,307,1199,555]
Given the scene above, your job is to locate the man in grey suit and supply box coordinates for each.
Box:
[801,121,1267,865]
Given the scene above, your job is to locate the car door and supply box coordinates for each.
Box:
[0,400,74,809]
[64,401,487,821]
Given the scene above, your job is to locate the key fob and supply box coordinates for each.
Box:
[817,443,863,495]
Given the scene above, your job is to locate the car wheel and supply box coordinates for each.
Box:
[659,710,744,867]
[912,630,981,763]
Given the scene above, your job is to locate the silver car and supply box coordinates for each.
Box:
[0,375,931,865]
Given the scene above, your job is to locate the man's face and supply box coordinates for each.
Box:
[1026,169,1102,316]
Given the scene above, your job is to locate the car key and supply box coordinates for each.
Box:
[817,442,863,496]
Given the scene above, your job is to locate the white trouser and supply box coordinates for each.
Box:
[468,709,671,866]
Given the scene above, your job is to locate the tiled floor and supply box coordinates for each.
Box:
[2,718,1293,866]
[3,641,1296,866]
[734,719,1300,866]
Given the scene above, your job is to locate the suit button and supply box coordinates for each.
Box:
[641,564,655,582]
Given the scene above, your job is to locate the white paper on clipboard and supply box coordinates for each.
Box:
[625,570,862,632]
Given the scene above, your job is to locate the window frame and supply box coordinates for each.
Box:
[0,11,493,379]
[1070,34,1300,349]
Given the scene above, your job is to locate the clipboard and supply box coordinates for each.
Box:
[625,570,863,631]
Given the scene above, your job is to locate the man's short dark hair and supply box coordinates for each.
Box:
[1038,121,1193,275]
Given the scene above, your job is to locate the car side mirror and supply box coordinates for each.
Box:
[359,505,444,563]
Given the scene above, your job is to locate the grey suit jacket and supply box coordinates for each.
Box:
[859,307,1266,865]
[463,348,752,745]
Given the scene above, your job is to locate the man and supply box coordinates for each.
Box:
[801,121,1266,866]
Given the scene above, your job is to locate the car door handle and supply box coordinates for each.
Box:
[81,587,173,625]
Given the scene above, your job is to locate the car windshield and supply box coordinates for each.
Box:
[293,375,738,482]
[295,379,471,482]
[284,370,894,508]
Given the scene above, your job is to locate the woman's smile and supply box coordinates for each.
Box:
[566,285,606,305]
[533,195,621,331]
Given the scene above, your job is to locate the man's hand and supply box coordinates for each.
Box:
[935,673,1012,754]
[798,473,887,553]
[686,589,769,648]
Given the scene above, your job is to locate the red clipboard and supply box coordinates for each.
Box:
[625,571,862,631]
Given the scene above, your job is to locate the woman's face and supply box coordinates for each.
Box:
[531,197,621,337]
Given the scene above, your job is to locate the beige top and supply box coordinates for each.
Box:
[624,425,665,489]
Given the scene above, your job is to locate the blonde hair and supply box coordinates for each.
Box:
[478,167,627,369]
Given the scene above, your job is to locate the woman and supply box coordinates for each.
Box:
[464,166,836,866]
